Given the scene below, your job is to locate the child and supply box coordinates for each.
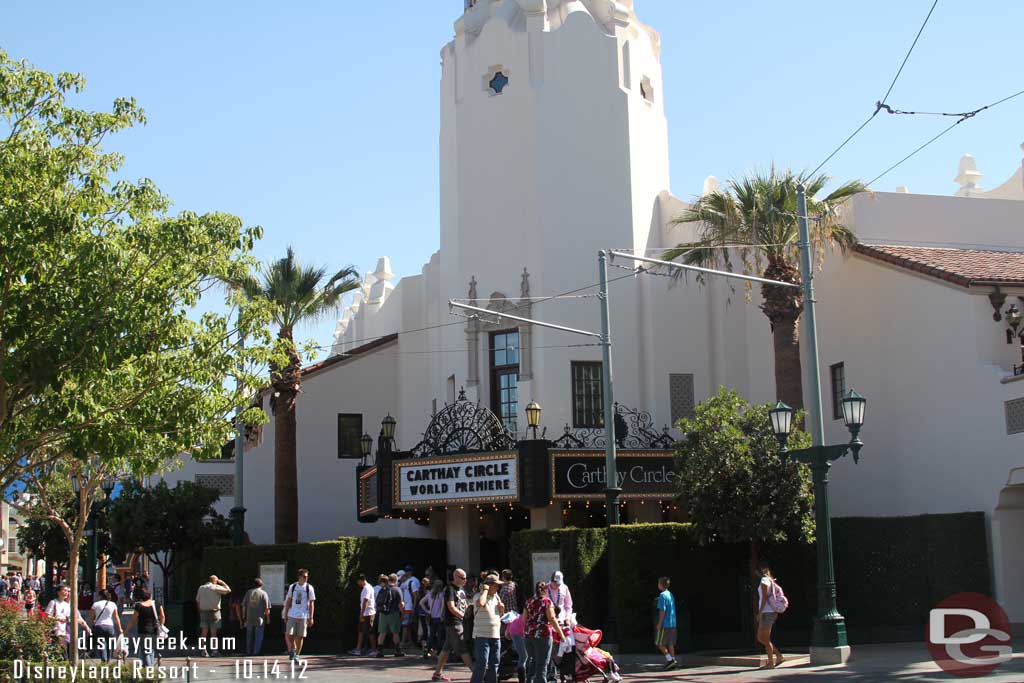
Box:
[655,577,678,670]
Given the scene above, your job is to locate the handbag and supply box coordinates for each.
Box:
[151,602,170,638]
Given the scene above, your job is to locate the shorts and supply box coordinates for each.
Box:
[759,612,778,628]
[444,623,467,656]
[656,627,677,648]
[286,617,308,638]
[378,612,401,635]
[199,611,222,631]
[359,615,374,636]
[401,611,413,627]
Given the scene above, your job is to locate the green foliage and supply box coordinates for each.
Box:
[509,527,608,627]
[108,480,230,598]
[234,246,360,336]
[512,513,990,652]
[674,388,814,549]
[833,512,991,638]
[0,601,62,662]
[16,497,118,566]
[201,536,445,648]
[0,47,277,487]
[666,168,865,282]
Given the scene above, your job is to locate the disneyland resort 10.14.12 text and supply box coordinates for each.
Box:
[11,658,310,680]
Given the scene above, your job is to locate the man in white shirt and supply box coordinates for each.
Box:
[283,569,316,663]
[348,575,377,656]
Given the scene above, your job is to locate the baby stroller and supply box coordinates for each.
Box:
[553,625,622,683]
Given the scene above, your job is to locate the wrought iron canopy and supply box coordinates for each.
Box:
[549,403,675,450]
[409,388,517,457]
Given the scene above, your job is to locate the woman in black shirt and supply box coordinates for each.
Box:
[125,588,165,668]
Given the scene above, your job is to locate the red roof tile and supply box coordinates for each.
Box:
[854,244,1024,288]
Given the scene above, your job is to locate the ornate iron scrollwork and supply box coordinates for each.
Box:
[549,403,675,450]
[409,388,517,457]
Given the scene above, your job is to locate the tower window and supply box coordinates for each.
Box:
[640,76,655,104]
[489,71,509,95]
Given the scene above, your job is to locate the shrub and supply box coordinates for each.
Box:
[0,600,62,662]
[201,536,445,648]
[509,527,607,627]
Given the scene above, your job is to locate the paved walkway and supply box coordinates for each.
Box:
[137,643,1024,683]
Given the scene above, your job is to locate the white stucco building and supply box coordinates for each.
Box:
[162,0,1024,624]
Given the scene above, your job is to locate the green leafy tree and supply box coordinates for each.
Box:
[665,169,864,410]
[108,480,231,599]
[0,50,278,663]
[232,247,359,543]
[674,387,814,576]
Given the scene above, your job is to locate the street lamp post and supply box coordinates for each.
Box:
[97,478,116,591]
[769,390,866,665]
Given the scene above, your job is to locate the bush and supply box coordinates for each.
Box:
[0,600,62,662]
[509,527,607,627]
[201,536,446,649]
[833,512,990,641]
[510,512,990,652]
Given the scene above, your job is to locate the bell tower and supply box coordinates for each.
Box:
[439,0,670,303]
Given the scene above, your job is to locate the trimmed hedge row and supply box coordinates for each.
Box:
[201,536,446,650]
[510,512,989,652]
[509,528,608,627]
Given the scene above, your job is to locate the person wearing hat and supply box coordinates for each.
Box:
[400,567,421,649]
[471,573,505,683]
[547,572,573,624]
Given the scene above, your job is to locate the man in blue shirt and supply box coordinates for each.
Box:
[656,577,678,670]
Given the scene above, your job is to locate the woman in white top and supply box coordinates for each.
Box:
[755,560,782,669]
[45,585,92,656]
[90,588,123,662]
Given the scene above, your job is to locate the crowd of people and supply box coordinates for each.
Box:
[0,557,788,674]
[347,565,579,683]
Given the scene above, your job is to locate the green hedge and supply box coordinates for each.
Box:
[509,527,607,627]
[201,536,446,651]
[510,512,990,652]
[833,512,991,641]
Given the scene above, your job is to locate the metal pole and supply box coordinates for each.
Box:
[598,251,621,646]
[598,251,620,523]
[797,183,849,662]
[231,312,247,546]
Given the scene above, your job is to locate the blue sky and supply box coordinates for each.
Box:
[4,1,1022,357]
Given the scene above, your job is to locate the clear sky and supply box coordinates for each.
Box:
[5,1,1022,357]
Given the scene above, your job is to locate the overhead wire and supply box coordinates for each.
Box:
[808,0,940,177]
[866,87,1024,187]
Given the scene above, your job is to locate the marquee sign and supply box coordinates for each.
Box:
[393,452,519,508]
[357,466,380,518]
[552,450,677,500]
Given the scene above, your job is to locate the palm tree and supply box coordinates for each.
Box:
[236,247,359,543]
[665,168,865,411]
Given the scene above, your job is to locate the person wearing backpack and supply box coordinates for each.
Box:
[375,573,405,657]
[283,569,316,663]
[755,560,788,669]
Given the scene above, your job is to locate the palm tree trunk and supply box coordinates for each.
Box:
[273,332,301,544]
[772,312,804,411]
[761,257,804,411]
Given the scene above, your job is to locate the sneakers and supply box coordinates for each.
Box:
[347,649,361,656]
[395,649,406,657]
[366,650,379,657]
[663,660,679,671]
[431,674,452,682]
[375,651,385,658]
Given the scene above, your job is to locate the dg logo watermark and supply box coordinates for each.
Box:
[927,592,1013,677]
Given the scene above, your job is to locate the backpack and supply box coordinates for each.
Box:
[377,586,396,615]
[767,579,789,614]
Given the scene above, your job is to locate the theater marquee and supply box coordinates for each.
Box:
[393,452,520,507]
[551,450,677,500]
